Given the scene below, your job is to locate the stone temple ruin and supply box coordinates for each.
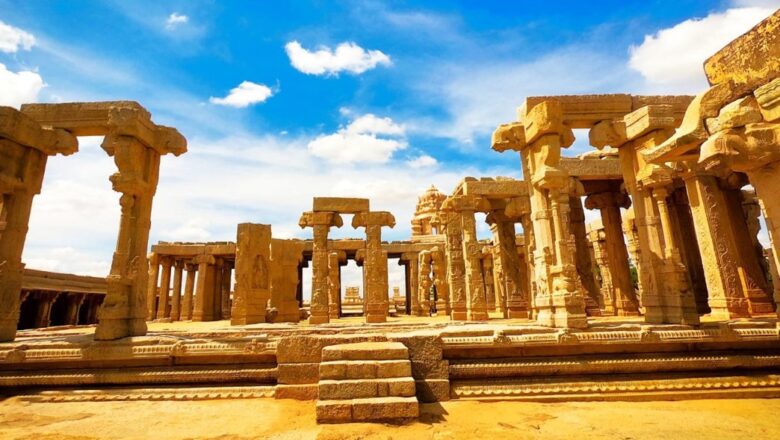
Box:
[1,9,780,426]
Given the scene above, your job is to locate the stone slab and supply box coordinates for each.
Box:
[415,379,451,402]
[321,342,408,362]
[313,197,369,213]
[277,363,320,385]
[276,335,387,364]
[320,360,412,380]
[351,396,419,422]
[319,378,415,400]
[275,384,318,400]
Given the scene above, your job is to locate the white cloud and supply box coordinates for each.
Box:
[307,114,407,164]
[165,13,189,30]
[285,40,391,76]
[628,6,776,93]
[0,63,45,108]
[407,155,438,168]
[209,81,274,108]
[0,20,35,53]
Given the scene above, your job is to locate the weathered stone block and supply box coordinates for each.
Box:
[316,400,352,423]
[376,360,412,379]
[277,335,387,363]
[415,379,451,402]
[387,378,416,397]
[275,384,318,400]
[319,361,347,380]
[755,77,780,122]
[322,342,407,361]
[345,361,377,379]
[411,360,449,380]
[313,197,369,213]
[351,397,419,422]
[277,363,319,384]
[319,379,377,399]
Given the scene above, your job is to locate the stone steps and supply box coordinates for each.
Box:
[316,342,419,424]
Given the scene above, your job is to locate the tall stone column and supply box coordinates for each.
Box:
[570,194,603,316]
[352,211,395,323]
[64,293,86,325]
[400,252,420,316]
[327,251,341,319]
[192,254,217,321]
[0,108,76,341]
[441,211,468,320]
[299,211,342,324]
[269,239,305,323]
[170,260,184,321]
[622,214,644,303]
[430,247,450,315]
[220,262,232,320]
[486,213,528,318]
[493,101,587,328]
[684,173,752,319]
[182,263,196,320]
[588,226,615,314]
[584,191,640,315]
[146,252,159,320]
[156,257,172,320]
[417,251,432,315]
[481,249,496,313]
[231,223,271,325]
[34,292,59,328]
[488,227,506,314]
[460,198,488,321]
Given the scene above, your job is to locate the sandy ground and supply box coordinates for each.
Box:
[1,397,778,440]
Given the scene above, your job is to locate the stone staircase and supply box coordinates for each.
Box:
[316,342,420,423]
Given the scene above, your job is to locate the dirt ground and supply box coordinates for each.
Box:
[1,397,778,440]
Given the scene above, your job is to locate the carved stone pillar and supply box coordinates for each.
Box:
[569,193,603,316]
[269,239,305,323]
[146,252,159,320]
[231,223,271,325]
[430,246,449,315]
[417,250,432,316]
[486,213,528,318]
[585,191,640,315]
[352,211,395,323]
[400,252,419,316]
[220,261,232,320]
[299,211,342,324]
[192,254,217,321]
[156,257,172,320]
[481,248,496,312]
[170,260,184,321]
[327,251,342,319]
[0,108,76,341]
[684,172,754,318]
[441,211,467,320]
[445,195,489,321]
[182,263,196,320]
[587,226,614,314]
[64,293,85,325]
[622,214,643,304]
[34,292,59,328]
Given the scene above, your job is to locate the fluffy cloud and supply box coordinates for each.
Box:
[209,81,274,108]
[307,114,407,163]
[285,41,391,76]
[628,6,775,93]
[0,20,35,53]
[0,63,45,108]
[165,13,189,30]
[407,155,438,168]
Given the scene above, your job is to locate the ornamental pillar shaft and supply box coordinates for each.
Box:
[182,264,196,320]
[170,260,184,321]
[156,257,172,320]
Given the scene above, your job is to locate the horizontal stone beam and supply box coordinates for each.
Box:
[22,268,107,294]
[0,107,77,155]
[704,9,779,91]
[312,197,370,213]
[560,157,622,180]
[459,178,528,198]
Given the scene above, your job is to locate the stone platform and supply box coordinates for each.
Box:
[1,316,780,407]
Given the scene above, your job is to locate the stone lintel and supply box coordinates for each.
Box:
[560,157,622,181]
[313,197,369,213]
[299,211,344,228]
[352,211,396,228]
[21,101,186,157]
[441,194,492,213]
[519,94,632,128]
[704,9,780,90]
[0,106,77,155]
[460,178,528,198]
[151,242,236,257]
[193,254,217,265]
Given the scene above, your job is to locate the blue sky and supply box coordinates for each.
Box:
[0,0,778,282]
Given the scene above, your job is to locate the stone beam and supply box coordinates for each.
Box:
[704,9,780,91]
[559,157,622,180]
[21,101,186,156]
[313,197,369,213]
[458,177,528,198]
[0,107,77,156]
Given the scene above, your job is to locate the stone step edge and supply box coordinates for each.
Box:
[316,396,420,423]
[318,377,415,386]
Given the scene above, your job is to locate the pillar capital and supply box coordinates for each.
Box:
[193,254,216,265]
[298,211,343,228]
[584,191,631,210]
[441,194,490,213]
[491,122,526,152]
[352,211,395,228]
[0,107,77,156]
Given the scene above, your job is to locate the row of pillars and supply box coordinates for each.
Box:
[146,253,233,322]
[17,291,103,330]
